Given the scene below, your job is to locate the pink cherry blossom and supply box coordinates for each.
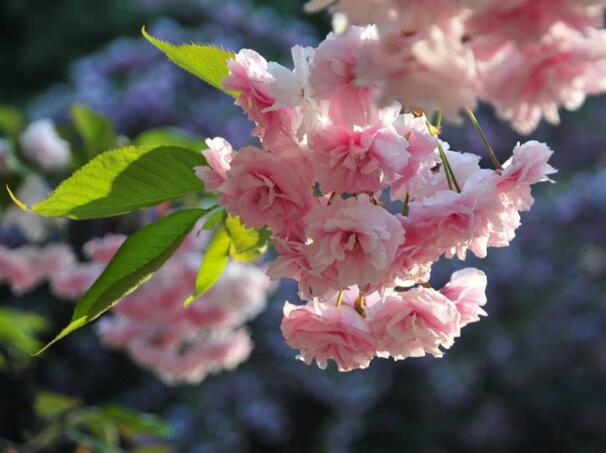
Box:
[308,106,410,193]
[266,236,308,282]
[303,196,405,298]
[83,234,126,264]
[390,113,440,199]
[440,268,488,327]
[309,26,379,127]
[203,261,273,323]
[466,0,605,50]
[0,244,75,295]
[0,246,45,294]
[194,137,234,191]
[368,287,460,359]
[481,24,606,134]
[305,0,465,33]
[405,149,482,200]
[124,329,253,385]
[223,49,301,153]
[357,23,480,121]
[405,169,519,259]
[281,300,376,371]
[498,141,557,211]
[220,146,316,237]
[50,263,103,300]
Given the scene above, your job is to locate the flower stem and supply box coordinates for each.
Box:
[427,117,461,193]
[434,110,442,130]
[465,108,502,171]
[437,141,461,193]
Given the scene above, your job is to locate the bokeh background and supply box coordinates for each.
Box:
[1,0,606,452]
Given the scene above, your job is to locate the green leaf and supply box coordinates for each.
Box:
[0,105,24,136]
[184,226,231,306]
[11,145,204,219]
[71,104,116,161]
[101,405,171,439]
[225,214,269,262]
[134,127,205,152]
[0,307,48,354]
[36,209,206,354]
[142,27,237,97]
[202,206,226,230]
[34,392,82,419]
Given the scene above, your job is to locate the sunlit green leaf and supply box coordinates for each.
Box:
[142,27,236,96]
[225,214,269,262]
[184,226,231,306]
[134,127,205,152]
[10,145,204,219]
[36,209,207,354]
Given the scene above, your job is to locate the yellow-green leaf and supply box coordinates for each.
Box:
[142,27,237,97]
[225,214,269,262]
[184,226,231,306]
[10,145,204,219]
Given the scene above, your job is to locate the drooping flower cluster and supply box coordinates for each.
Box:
[0,243,75,295]
[197,28,557,371]
[303,1,606,133]
[282,269,487,371]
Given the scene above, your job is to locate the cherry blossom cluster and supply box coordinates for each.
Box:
[196,29,557,371]
[0,243,75,295]
[303,0,606,134]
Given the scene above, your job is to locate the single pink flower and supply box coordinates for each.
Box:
[194,137,234,191]
[368,287,460,359]
[224,49,301,154]
[308,106,410,193]
[220,147,316,237]
[303,196,406,298]
[281,300,376,371]
[498,141,557,211]
[309,26,379,127]
[440,268,488,327]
